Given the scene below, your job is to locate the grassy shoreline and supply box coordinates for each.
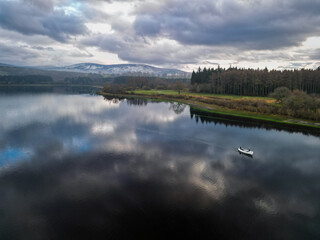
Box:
[99,90,320,129]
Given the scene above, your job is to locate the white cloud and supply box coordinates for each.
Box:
[0,0,319,70]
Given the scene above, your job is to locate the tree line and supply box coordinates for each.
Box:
[191,66,320,96]
[102,76,187,93]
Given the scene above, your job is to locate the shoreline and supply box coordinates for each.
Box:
[99,91,320,130]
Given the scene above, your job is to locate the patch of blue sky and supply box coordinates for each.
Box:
[0,148,31,167]
[70,137,91,153]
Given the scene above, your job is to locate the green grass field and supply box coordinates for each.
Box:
[133,90,275,102]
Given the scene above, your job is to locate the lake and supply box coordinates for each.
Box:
[0,87,320,240]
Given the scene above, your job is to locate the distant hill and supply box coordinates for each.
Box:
[0,62,190,85]
[0,65,101,82]
[0,63,12,67]
[51,63,190,78]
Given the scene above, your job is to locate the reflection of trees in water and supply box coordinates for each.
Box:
[169,103,186,114]
[190,107,320,137]
[104,96,122,101]
[102,97,186,113]
[103,96,149,106]
[103,96,120,104]
[126,98,149,106]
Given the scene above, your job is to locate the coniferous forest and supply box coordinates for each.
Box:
[191,67,320,96]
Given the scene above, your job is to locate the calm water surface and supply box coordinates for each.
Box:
[0,87,320,239]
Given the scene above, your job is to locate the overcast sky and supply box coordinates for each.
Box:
[0,0,319,71]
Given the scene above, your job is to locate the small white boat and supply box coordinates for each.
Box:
[238,147,253,156]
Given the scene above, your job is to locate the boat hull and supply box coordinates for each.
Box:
[238,148,253,156]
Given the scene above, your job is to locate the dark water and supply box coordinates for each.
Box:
[1,87,320,240]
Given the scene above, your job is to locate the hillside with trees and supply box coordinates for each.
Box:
[0,65,189,86]
[0,65,102,82]
[0,75,53,84]
[191,67,320,96]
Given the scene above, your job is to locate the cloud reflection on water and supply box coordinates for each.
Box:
[0,93,319,239]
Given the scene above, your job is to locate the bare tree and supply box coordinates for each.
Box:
[173,81,185,94]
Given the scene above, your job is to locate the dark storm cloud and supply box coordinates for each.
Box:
[82,34,126,52]
[22,0,134,11]
[81,33,204,65]
[23,0,56,11]
[0,1,88,42]
[0,0,319,67]
[78,0,320,66]
[134,15,161,36]
[133,0,320,50]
